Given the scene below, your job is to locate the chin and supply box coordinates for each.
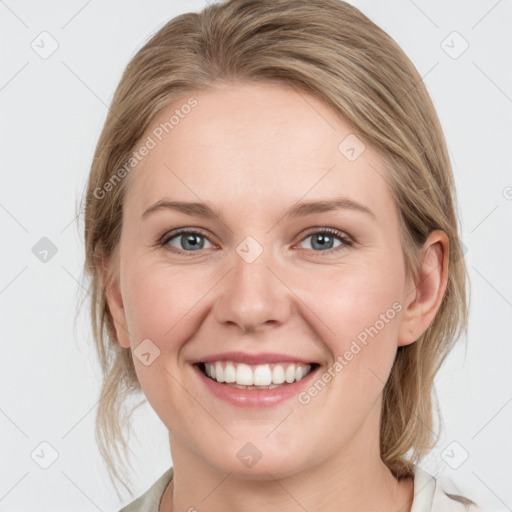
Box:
[202,442,309,480]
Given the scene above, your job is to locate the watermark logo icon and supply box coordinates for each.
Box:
[338,134,366,161]
[31,441,59,469]
[236,236,263,264]
[31,31,59,59]
[134,338,161,366]
[236,442,262,468]
[32,237,58,263]
[441,31,469,59]
[441,441,469,469]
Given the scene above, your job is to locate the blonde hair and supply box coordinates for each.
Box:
[81,0,469,496]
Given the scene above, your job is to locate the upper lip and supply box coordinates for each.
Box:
[191,352,319,365]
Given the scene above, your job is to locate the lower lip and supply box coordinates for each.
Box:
[193,363,320,408]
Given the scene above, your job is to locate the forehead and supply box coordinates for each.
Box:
[124,81,394,223]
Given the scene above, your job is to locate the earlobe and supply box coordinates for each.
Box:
[98,257,131,349]
[397,230,449,347]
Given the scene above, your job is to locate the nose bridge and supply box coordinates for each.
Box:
[213,235,291,332]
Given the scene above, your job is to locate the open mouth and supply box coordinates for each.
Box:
[195,361,320,390]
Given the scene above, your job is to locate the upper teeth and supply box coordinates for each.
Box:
[204,361,312,386]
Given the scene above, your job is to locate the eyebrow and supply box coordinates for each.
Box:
[141,197,375,221]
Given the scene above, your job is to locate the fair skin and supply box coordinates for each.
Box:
[102,81,448,511]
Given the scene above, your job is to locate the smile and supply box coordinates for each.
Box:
[193,359,321,407]
[199,361,316,389]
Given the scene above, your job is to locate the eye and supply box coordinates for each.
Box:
[297,228,352,253]
[159,227,353,256]
[160,229,214,254]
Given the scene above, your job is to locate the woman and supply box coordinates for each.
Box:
[82,0,477,510]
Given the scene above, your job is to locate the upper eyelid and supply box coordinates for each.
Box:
[160,227,215,244]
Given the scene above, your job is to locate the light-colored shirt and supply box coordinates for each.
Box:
[118,464,478,511]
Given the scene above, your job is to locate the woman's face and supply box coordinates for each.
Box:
[107,81,418,478]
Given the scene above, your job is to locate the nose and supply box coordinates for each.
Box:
[213,246,293,334]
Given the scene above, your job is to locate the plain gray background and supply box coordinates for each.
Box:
[1,0,511,510]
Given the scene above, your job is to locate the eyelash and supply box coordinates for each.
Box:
[158,227,353,256]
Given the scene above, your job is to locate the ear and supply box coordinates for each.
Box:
[397,230,449,347]
[97,253,131,349]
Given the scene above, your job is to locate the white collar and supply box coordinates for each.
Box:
[411,465,478,511]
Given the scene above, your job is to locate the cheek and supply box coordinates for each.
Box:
[122,260,207,346]
[120,261,207,424]
[303,260,403,340]
[300,259,404,388]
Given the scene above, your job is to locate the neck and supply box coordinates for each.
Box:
[159,405,414,512]
[161,461,413,512]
